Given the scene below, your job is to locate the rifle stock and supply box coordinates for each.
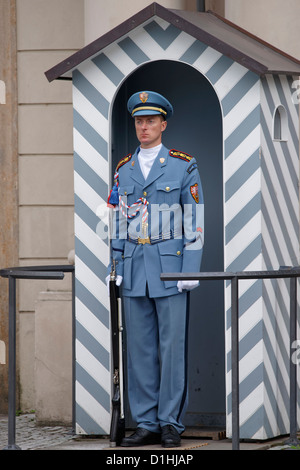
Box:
[109,270,125,446]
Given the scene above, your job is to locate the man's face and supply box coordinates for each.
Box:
[134,115,167,149]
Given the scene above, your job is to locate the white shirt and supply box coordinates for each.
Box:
[138,144,162,179]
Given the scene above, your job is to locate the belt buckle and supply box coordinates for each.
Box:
[138,236,150,245]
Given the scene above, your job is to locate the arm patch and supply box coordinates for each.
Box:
[169,149,193,162]
[187,162,198,174]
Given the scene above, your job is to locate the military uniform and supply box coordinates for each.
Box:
[108,91,204,440]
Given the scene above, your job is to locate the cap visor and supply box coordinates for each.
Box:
[132,109,162,117]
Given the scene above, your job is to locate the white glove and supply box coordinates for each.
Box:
[105,275,123,295]
[177,280,199,292]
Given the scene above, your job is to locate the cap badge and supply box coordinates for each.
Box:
[139,92,149,103]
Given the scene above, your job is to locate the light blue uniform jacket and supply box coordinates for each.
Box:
[110,144,204,298]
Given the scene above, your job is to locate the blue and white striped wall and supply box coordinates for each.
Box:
[224,73,300,439]
[71,16,300,438]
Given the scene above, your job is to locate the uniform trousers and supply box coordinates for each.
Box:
[123,291,189,434]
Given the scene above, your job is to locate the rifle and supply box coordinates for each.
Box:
[109,259,125,447]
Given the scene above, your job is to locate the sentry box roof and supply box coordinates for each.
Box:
[45,2,300,82]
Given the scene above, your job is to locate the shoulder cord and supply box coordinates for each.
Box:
[111,170,148,227]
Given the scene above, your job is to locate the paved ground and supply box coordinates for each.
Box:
[0,413,296,451]
[0,413,73,450]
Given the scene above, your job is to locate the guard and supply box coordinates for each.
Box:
[107,90,204,447]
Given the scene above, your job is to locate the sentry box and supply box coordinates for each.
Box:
[46,3,300,440]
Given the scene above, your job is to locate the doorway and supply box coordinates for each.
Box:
[111,60,225,427]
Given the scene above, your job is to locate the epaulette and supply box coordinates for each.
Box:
[116,153,132,171]
[169,149,193,162]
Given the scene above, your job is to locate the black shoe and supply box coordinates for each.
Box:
[120,428,161,447]
[161,425,181,447]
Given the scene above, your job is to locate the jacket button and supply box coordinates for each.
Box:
[165,186,170,191]
[177,251,181,255]
[143,191,147,196]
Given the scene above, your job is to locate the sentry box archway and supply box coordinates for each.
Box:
[46,3,300,440]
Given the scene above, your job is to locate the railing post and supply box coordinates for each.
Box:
[3,276,21,450]
[285,275,300,446]
[71,268,76,434]
[231,276,239,450]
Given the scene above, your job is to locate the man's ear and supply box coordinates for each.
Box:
[161,120,167,132]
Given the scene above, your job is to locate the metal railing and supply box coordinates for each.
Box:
[0,265,75,450]
[1,264,298,450]
[161,267,300,450]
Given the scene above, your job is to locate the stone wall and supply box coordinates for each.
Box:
[16,0,84,411]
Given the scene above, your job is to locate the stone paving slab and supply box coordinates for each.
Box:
[0,413,73,450]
